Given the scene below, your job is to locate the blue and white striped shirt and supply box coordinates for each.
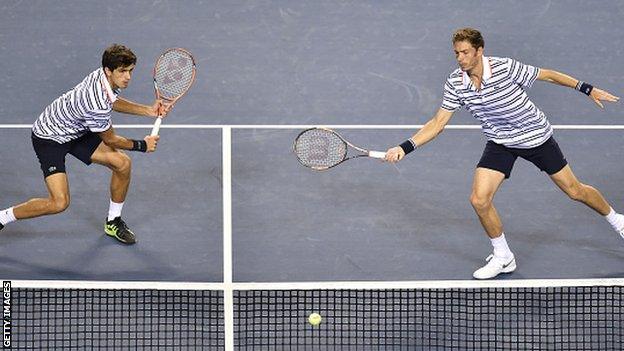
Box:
[441,56,552,149]
[32,68,119,144]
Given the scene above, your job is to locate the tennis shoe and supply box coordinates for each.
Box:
[473,253,516,280]
[105,217,136,244]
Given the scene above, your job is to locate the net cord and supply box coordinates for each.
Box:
[7,278,624,290]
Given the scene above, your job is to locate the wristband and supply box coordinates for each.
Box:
[399,139,416,155]
[575,81,593,96]
[131,139,147,152]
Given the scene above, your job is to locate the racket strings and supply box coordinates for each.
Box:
[294,129,347,169]
[155,50,195,100]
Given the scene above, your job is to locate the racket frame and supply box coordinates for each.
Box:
[293,127,386,171]
[150,48,197,136]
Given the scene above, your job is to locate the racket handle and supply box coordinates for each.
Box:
[150,117,163,136]
[368,150,387,159]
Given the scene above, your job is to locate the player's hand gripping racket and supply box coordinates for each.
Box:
[150,48,197,136]
[293,127,386,171]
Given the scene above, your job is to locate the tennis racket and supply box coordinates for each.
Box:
[150,48,197,136]
[293,127,386,171]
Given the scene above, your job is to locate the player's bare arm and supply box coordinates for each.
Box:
[385,108,455,163]
[537,69,620,108]
[98,128,159,153]
[113,97,170,118]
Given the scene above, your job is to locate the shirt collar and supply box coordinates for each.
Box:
[99,68,119,104]
[462,55,491,87]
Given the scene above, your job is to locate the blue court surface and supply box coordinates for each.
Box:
[0,0,622,282]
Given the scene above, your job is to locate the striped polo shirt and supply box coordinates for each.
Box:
[32,68,119,144]
[441,56,552,149]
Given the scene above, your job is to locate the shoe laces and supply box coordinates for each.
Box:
[485,253,512,266]
[116,218,129,231]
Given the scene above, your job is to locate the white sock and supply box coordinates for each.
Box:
[491,233,513,259]
[107,200,124,221]
[604,207,624,231]
[0,207,17,226]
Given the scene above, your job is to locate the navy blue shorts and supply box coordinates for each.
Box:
[477,136,568,179]
[31,132,103,178]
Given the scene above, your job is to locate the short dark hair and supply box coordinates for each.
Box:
[452,28,484,50]
[102,44,137,71]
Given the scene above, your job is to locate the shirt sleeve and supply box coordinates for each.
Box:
[440,78,462,111]
[85,81,113,132]
[508,58,540,88]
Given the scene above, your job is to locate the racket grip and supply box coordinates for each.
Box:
[150,117,163,136]
[368,150,387,159]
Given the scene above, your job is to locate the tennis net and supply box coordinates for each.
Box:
[4,281,224,350]
[3,279,622,350]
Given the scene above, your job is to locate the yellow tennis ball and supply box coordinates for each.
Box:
[308,313,322,326]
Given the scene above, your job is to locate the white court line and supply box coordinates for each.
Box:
[222,127,234,350]
[2,124,624,129]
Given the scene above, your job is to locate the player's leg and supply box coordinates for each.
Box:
[524,136,624,239]
[471,141,518,279]
[550,165,610,214]
[87,139,136,244]
[470,167,506,238]
[90,141,132,203]
[0,134,72,231]
[0,173,71,229]
[550,165,624,238]
[13,173,71,218]
[470,168,516,279]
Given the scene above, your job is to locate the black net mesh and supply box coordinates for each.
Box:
[234,286,623,350]
[10,287,224,350]
[8,283,622,350]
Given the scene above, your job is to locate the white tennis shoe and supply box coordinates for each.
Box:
[473,254,516,280]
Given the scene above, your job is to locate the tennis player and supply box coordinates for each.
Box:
[384,28,621,279]
[0,44,170,244]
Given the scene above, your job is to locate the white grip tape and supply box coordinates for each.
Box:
[368,150,387,159]
[150,117,163,136]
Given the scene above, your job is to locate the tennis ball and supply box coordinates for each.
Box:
[308,313,322,326]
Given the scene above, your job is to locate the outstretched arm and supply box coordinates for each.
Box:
[384,107,454,163]
[537,69,620,108]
